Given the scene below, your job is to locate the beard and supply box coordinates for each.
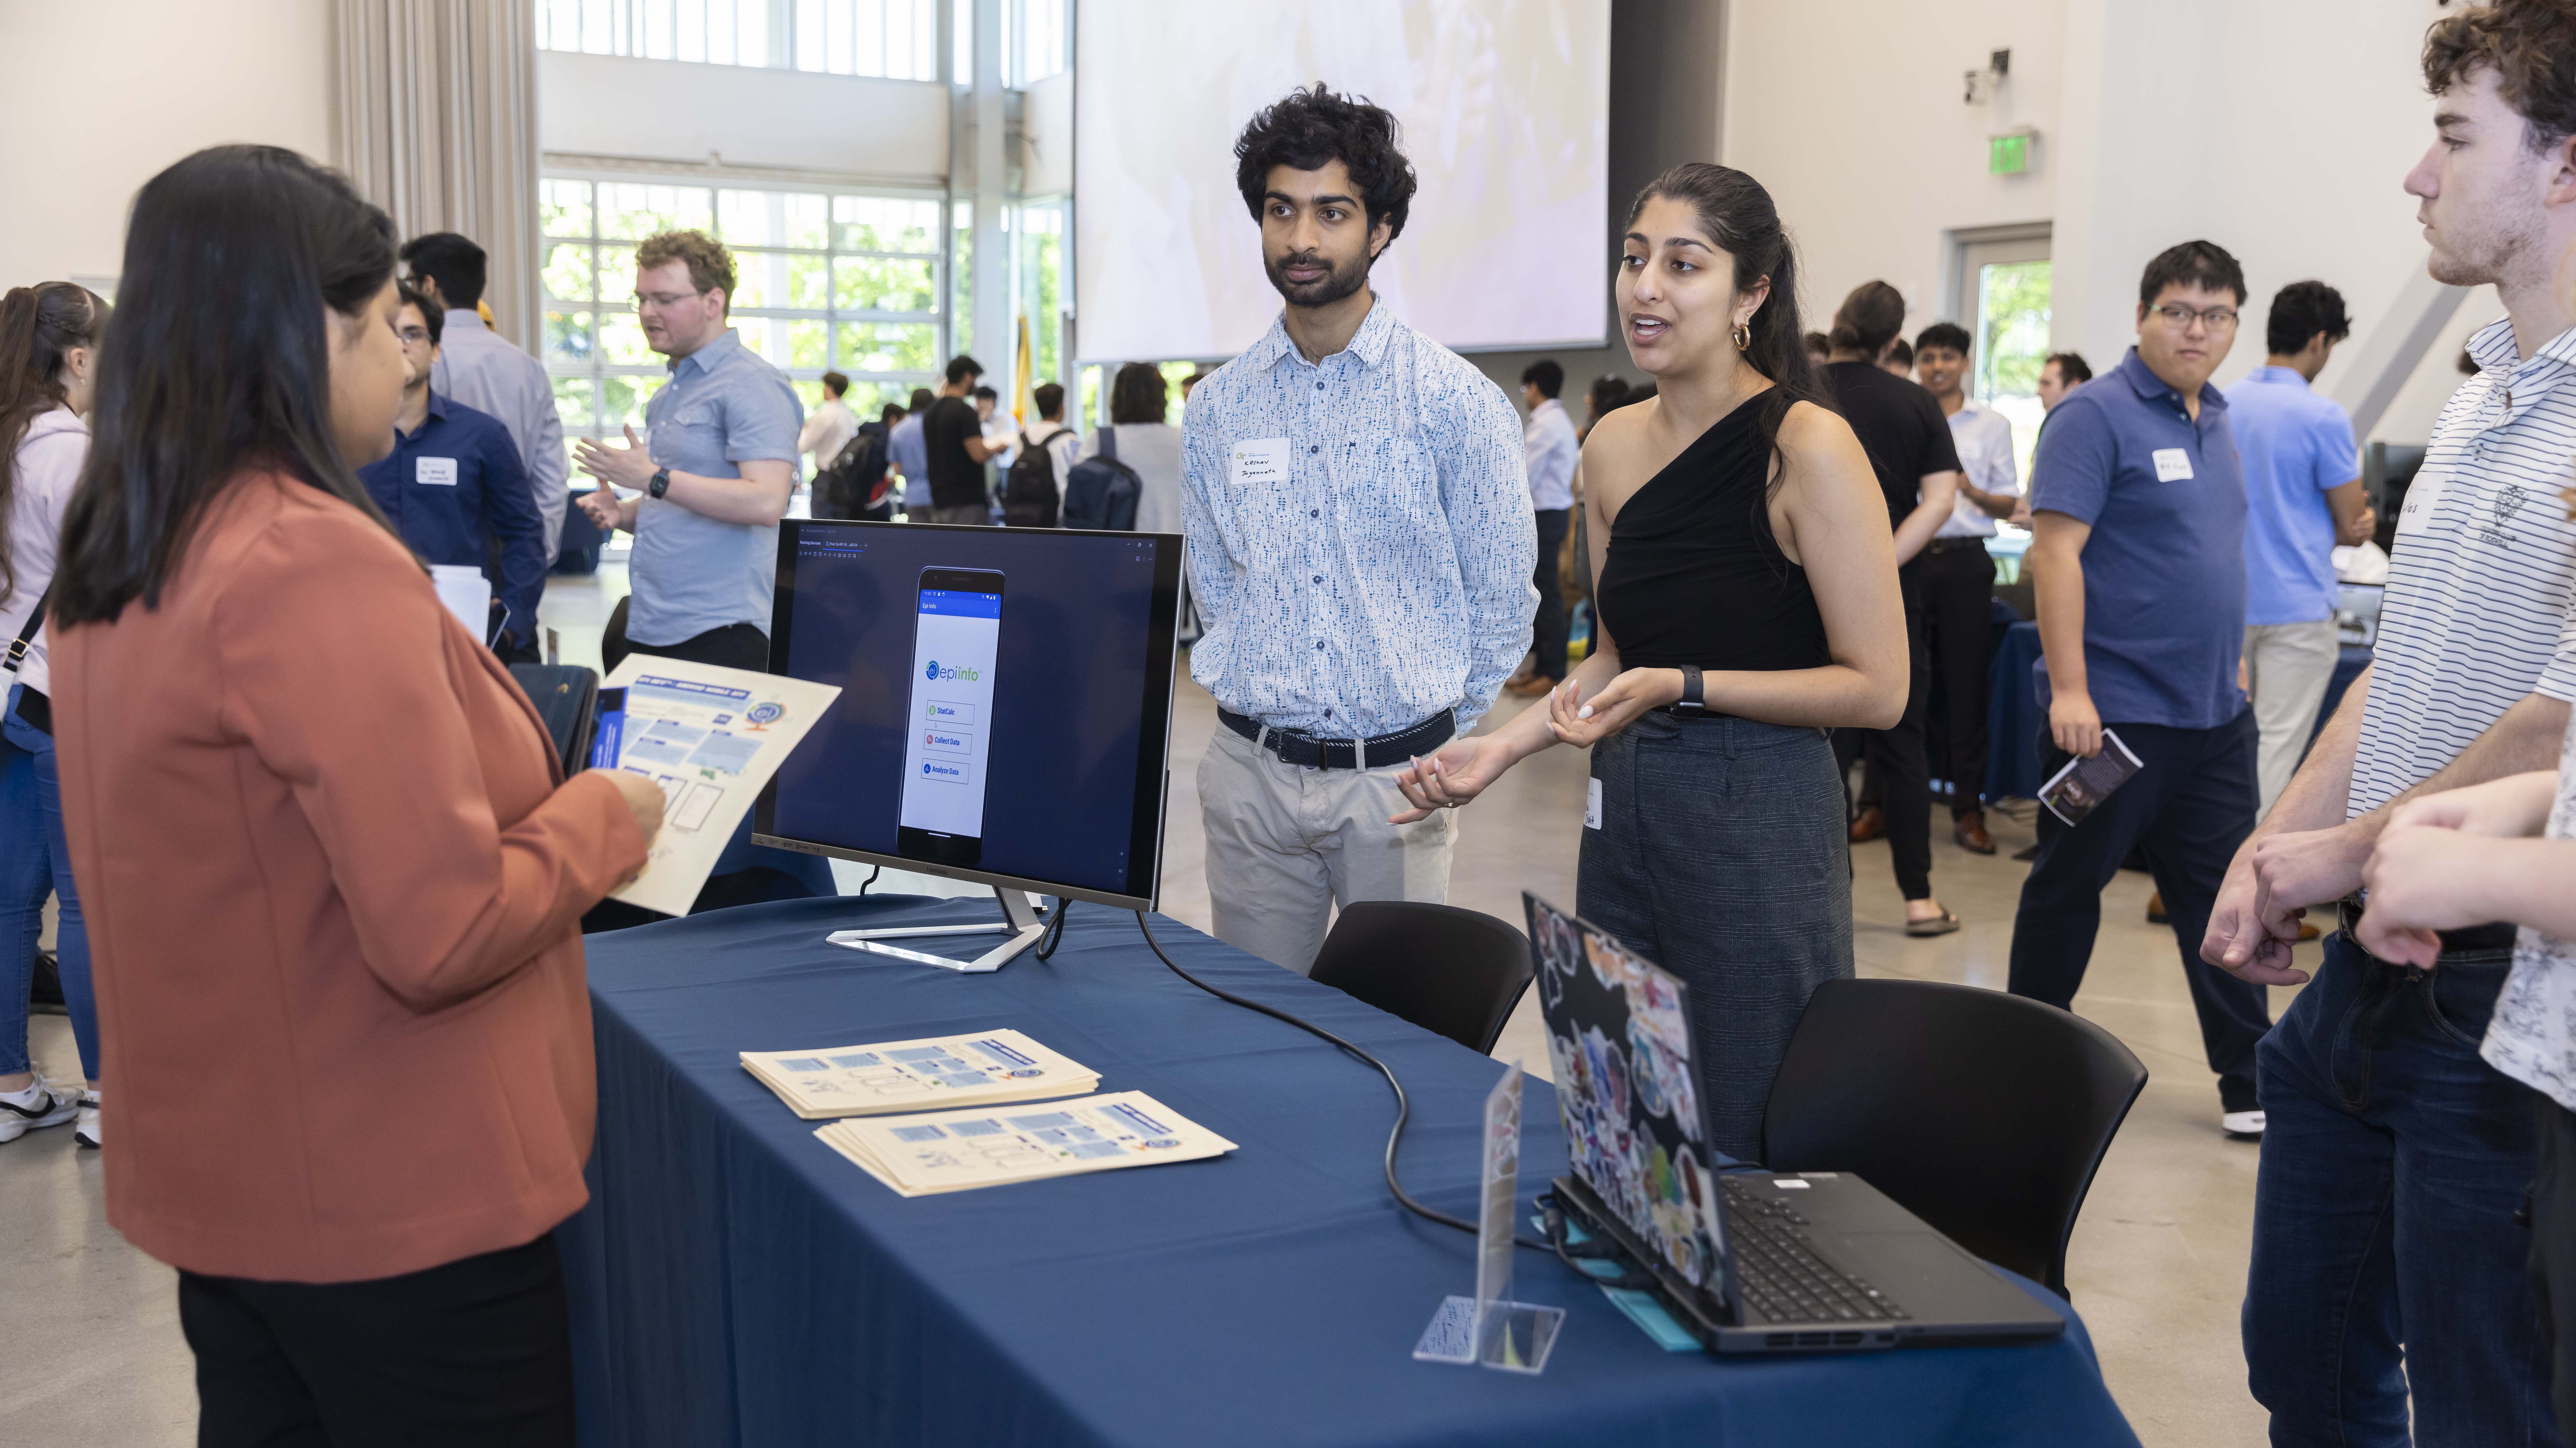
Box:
[1264,247,1372,309]
[2426,191,2545,289]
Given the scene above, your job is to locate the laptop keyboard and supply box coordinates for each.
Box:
[1722,1179,1911,1325]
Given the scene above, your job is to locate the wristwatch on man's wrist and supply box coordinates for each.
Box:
[647,467,671,500]
[1674,664,1707,715]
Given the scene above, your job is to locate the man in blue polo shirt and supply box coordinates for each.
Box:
[358,285,546,659]
[2227,280,2377,815]
[2009,240,2274,1137]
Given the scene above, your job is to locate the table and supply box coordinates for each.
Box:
[562,894,2140,1447]
[1983,621,2370,802]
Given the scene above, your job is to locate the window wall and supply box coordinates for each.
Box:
[540,176,947,446]
[537,0,941,80]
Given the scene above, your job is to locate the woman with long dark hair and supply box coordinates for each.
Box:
[1389,163,1907,1158]
[0,281,107,1147]
[1080,360,1185,533]
[52,145,664,1442]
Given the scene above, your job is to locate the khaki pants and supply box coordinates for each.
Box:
[1196,726,1457,974]
[2244,618,2341,817]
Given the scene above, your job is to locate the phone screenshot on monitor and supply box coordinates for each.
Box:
[899,570,1005,866]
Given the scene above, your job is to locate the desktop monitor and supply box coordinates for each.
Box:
[753,519,1185,914]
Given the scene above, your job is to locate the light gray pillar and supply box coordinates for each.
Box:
[2329,261,2469,442]
[971,0,1009,375]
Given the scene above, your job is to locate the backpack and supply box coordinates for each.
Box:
[1003,426,1075,528]
[813,421,891,520]
[1061,427,1142,532]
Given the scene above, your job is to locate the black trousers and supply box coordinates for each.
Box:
[1918,539,1997,816]
[2006,710,2272,1110]
[179,1235,574,1448]
[2534,1093,2576,1445]
[601,595,770,677]
[1833,565,1935,900]
[1530,507,1571,681]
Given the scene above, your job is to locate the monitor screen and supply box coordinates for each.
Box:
[754,520,1184,908]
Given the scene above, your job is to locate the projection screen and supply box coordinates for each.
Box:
[1073,0,1610,363]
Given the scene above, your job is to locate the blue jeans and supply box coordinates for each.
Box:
[0,683,94,1079]
[2245,930,2556,1446]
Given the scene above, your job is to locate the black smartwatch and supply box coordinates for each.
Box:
[647,467,671,500]
[1674,664,1707,716]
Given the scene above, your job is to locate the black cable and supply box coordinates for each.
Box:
[858,865,881,897]
[1130,910,1550,1253]
[1035,897,1071,960]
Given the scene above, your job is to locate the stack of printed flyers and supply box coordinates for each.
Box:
[740,1031,1237,1197]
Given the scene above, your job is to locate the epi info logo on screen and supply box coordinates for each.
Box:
[924,660,983,682]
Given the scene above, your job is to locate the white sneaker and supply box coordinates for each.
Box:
[73,1092,99,1150]
[2223,1109,2267,1139]
[0,1079,81,1142]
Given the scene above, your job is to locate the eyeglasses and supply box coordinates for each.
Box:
[2148,303,2239,330]
[633,289,710,312]
[396,326,433,345]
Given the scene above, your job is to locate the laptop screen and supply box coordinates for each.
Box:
[1524,893,1733,1315]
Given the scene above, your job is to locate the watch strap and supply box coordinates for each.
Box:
[1678,664,1706,713]
[647,468,670,499]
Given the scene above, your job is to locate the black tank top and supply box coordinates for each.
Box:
[1594,391,1830,674]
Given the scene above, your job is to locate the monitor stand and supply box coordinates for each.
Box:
[824,887,1049,974]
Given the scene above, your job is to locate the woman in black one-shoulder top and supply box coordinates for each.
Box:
[1391,164,1908,1162]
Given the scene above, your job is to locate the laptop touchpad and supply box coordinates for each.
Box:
[1823,1232,2054,1321]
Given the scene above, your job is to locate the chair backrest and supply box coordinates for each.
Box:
[1759,977,2146,1297]
[1307,901,1534,1055]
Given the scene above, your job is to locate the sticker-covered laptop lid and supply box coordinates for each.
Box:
[1523,892,1732,1314]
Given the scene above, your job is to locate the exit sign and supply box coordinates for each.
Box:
[1990,131,2033,175]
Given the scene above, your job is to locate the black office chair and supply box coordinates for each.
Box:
[1306,901,1534,1055]
[1759,978,2146,1299]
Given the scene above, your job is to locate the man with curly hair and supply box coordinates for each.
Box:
[1182,85,1536,973]
[2208,3,2576,1439]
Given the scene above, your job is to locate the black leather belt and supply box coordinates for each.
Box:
[1218,707,1454,771]
[2337,896,2518,960]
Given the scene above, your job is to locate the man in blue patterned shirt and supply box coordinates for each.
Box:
[1182,85,1536,973]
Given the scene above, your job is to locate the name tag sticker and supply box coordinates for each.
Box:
[2395,466,2448,539]
[416,456,459,486]
[2152,448,2194,482]
[1232,437,1290,487]
[1586,777,1603,830]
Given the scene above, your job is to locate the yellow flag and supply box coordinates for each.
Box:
[1013,313,1034,430]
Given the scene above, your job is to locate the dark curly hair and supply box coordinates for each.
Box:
[2265,280,2351,357]
[2425,0,2576,151]
[1233,85,1418,244]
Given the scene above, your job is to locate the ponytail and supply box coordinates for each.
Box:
[0,282,109,605]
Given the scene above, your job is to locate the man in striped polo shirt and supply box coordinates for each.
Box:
[2205,8,2576,1438]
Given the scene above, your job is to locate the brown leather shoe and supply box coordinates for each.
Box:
[1849,806,1886,843]
[2297,919,2321,942]
[2146,891,2169,925]
[1953,810,1996,855]
[1506,672,1561,698]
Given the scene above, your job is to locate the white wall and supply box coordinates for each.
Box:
[1724,0,2064,350]
[540,50,949,185]
[0,0,335,287]
[1722,0,2475,443]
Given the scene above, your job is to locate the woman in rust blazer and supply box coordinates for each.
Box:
[49,147,664,1445]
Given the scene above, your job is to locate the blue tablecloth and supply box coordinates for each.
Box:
[563,894,2140,1447]
[1983,621,2369,802]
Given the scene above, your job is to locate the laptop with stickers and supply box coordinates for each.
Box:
[1524,892,2064,1354]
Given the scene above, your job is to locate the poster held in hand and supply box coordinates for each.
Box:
[1413,1061,1563,1374]
[2039,728,2145,827]
[595,655,841,915]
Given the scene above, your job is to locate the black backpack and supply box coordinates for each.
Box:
[813,421,891,520]
[1003,426,1075,528]
[1061,427,1142,531]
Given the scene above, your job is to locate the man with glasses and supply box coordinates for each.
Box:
[2007,240,2273,1138]
[573,229,802,674]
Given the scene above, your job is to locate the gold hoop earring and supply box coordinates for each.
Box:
[1731,323,1752,352]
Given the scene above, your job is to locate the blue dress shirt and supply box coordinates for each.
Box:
[1181,301,1536,738]
[631,329,803,645]
[2028,347,2248,730]
[357,391,546,648]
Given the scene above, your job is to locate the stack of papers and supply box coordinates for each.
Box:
[815,1090,1239,1197]
[741,1030,1099,1120]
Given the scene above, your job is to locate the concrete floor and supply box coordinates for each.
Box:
[0,561,2307,1445]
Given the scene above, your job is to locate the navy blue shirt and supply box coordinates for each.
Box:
[2029,347,2248,730]
[357,391,546,647]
